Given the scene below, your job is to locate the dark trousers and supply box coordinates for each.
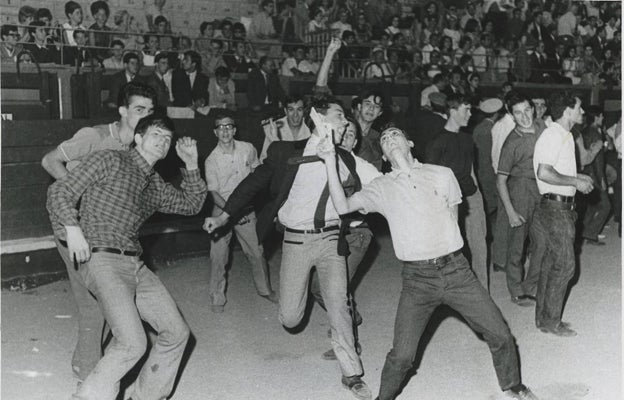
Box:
[581,188,611,241]
[492,196,510,268]
[378,253,520,400]
[532,198,577,329]
[505,178,543,297]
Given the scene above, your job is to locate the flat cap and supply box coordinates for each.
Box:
[479,98,503,113]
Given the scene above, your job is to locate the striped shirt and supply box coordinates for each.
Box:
[47,148,207,254]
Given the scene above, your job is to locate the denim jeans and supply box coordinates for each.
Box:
[581,188,611,241]
[279,229,363,378]
[73,253,190,400]
[504,178,543,298]
[55,238,105,381]
[309,226,373,309]
[532,198,577,329]
[209,212,272,306]
[492,197,510,268]
[461,189,489,290]
[378,253,520,400]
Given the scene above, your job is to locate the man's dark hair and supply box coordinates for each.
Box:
[220,20,233,30]
[154,15,168,26]
[18,5,36,23]
[210,38,224,49]
[446,93,470,111]
[284,92,305,106]
[154,52,169,63]
[123,52,139,64]
[1,24,17,39]
[72,29,86,40]
[258,55,270,68]
[548,91,578,121]
[200,21,212,34]
[215,66,231,79]
[459,36,472,49]
[134,114,175,137]
[459,54,472,66]
[342,30,355,41]
[64,1,81,18]
[504,90,530,113]
[344,115,363,152]
[185,50,202,71]
[90,1,109,17]
[260,0,273,9]
[35,8,53,22]
[232,22,246,32]
[213,111,236,126]
[28,20,46,35]
[584,105,603,126]
[305,94,343,131]
[358,88,385,107]
[111,39,125,48]
[432,73,445,85]
[118,81,157,108]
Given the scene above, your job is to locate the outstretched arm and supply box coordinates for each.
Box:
[315,37,341,88]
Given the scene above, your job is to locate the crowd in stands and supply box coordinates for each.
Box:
[1,1,620,90]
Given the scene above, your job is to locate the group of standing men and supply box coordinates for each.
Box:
[42,38,597,400]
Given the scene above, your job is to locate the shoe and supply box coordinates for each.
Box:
[537,321,571,329]
[259,291,279,304]
[511,295,536,307]
[539,323,577,337]
[322,342,362,360]
[341,375,372,400]
[584,238,606,246]
[493,263,505,272]
[211,304,224,313]
[504,384,539,399]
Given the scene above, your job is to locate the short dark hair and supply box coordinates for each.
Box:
[213,111,236,126]
[446,93,470,110]
[261,0,273,8]
[358,88,385,107]
[90,1,109,17]
[210,38,224,49]
[185,50,202,70]
[72,29,86,39]
[215,66,231,78]
[200,21,213,34]
[1,24,17,39]
[28,20,46,35]
[468,72,480,82]
[584,105,603,126]
[123,52,139,64]
[35,8,53,22]
[134,114,175,137]
[64,1,82,18]
[459,36,472,49]
[258,55,270,68]
[306,94,343,130]
[110,39,125,48]
[459,54,472,66]
[154,52,169,63]
[18,6,36,23]
[342,30,355,41]
[504,90,530,113]
[432,73,446,85]
[284,93,305,106]
[548,91,578,121]
[220,20,233,29]
[154,15,168,26]
[118,81,156,108]
[232,22,246,32]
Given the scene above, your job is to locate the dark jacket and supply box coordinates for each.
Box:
[171,68,209,107]
[105,70,135,108]
[223,52,256,74]
[246,67,285,111]
[145,72,170,110]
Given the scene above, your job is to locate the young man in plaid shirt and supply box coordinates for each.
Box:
[47,114,207,400]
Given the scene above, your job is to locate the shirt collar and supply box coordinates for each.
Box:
[130,148,154,176]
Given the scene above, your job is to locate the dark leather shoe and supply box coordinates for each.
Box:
[259,291,279,304]
[511,295,536,307]
[342,375,372,400]
[584,238,606,246]
[539,323,577,337]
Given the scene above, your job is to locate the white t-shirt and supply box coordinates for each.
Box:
[533,122,577,196]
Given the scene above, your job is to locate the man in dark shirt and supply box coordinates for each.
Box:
[426,93,489,290]
[47,115,207,400]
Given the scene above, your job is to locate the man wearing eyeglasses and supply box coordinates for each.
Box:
[203,113,278,313]
[1,24,23,63]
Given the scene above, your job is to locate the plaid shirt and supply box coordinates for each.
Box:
[47,148,207,254]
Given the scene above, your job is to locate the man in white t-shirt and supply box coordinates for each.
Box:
[260,94,311,161]
[532,92,593,337]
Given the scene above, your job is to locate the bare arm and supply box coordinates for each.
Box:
[315,37,341,88]
[536,163,594,194]
[41,148,69,180]
[496,174,525,227]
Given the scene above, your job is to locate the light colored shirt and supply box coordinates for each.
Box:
[205,140,260,201]
[59,122,129,171]
[533,122,577,196]
[331,21,352,36]
[281,57,302,76]
[103,57,124,70]
[472,45,488,72]
[278,134,379,229]
[352,161,464,261]
[557,11,576,36]
[187,70,196,88]
[420,84,439,108]
[208,79,236,109]
[250,12,276,38]
[491,113,515,172]
[298,59,319,74]
[260,116,312,162]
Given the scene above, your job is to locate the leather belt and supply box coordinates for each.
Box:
[285,225,340,234]
[58,240,139,257]
[405,249,463,266]
[543,193,574,204]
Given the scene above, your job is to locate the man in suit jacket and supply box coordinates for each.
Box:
[528,41,549,83]
[105,52,141,109]
[247,56,285,116]
[223,40,256,74]
[171,50,210,108]
[204,96,375,400]
[586,26,608,60]
[546,43,572,84]
[145,52,172,111]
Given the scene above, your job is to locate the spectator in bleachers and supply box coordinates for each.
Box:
[1,25,23,63]
[338,30,361,77]
[146,0,168,32]
[208,66,237,111]
[439,35,454,66]
[454,35,472,66]
[421,32,439,64]
[216,20,234,52]
[424,49,445,79]
[331,8,353,37]
[62,29,97,68]
[472,34,491,73]
[465,72,481,106]
[141,33,160,67]
[385,15,401,38]
[460,1,481,32]
[529,40,549,83]
[155,16,173,51]
[557,3,578,38]
[507,8,524,41]
[62,1,86,47]
[420,72,446,109]
[88,1,112,61]
[353,12,372,44]
[250,0,278,40]
[587,26,608,60]
[581,44,601,84]
[202,39,227,77]
[307,7,327,33]
[363,46,392,82]
[172,50,209,108]
[445,67,465,96]
[299,47,320,75]
[17,6,36,43]
[103,39,125,70]
[112,10,142,51]
[224,41,256,74]
[246,56,285,115]
[548,42,572,84]
[105,52,141,109]
[259,93,310,162]
[26,21,57,64]
[443,12,461,50]
[35,8,53,26]
[195,21,215,54]
[145,52,172,110]
[281,45,308,76]
[563,46,581,84]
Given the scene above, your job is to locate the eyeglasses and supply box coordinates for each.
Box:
[215,123,235,131]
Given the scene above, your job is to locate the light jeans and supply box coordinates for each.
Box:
[73,252,189,400]
[208,212,273,306]
[278,229,363,378]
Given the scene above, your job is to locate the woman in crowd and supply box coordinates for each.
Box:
[62,1,86,46]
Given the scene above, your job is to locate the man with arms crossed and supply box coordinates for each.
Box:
[41,82,156,384]
[532,92,593,337]
[317,126,539,400]
[47,114,207,400]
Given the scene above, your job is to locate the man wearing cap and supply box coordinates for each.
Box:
[420,73,447,109]
[496,92,546,307]
[406,91,447,161]
[532,92,593,337]
[316,126,540,400]
[473,98,503,218]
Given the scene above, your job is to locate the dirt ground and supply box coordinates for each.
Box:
[1,222,621,400]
